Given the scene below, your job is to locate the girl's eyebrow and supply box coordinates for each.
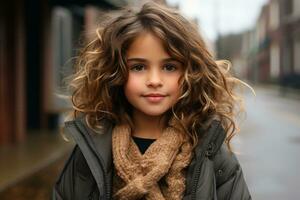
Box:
[126,58,180,63]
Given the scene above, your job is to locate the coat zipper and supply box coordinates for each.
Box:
[191,142,216,200]
[190,151,206,200]
[73,121,110,200]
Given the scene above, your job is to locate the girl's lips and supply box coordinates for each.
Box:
[142,94,166,103]
[143,96,165,103]
[143,93,166,97]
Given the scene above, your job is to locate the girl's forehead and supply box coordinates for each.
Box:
[126,32,170,59]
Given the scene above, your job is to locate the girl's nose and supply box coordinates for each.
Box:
[146,69,163,88]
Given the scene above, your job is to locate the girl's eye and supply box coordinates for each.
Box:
[130,64,145,71]
[164,64,177,71]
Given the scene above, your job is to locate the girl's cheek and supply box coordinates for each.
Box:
[125,74,143,92]
[128,74,143,85]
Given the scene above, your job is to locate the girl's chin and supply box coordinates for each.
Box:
[135,108,169,118]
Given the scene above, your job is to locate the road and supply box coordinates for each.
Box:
[232,86,300,199]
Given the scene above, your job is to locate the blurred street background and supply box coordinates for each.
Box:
[0,0,300,199]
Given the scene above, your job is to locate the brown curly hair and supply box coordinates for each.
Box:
[63,2,254,151]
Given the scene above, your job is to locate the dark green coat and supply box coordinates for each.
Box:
[53,116,251,200]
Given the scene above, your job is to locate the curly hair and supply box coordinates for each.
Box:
[63,1,254,151]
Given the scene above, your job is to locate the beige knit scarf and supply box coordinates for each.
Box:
[112,121,193,200]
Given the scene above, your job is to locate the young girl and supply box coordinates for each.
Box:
[53,2,252,200]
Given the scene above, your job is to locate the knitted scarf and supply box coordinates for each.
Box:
[112,121,193,200]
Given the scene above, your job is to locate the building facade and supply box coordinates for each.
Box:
[0,0,132,145]
[242,0,300,86]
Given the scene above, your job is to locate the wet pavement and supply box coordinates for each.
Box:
[232,84,300,199]
[0,84,299,199]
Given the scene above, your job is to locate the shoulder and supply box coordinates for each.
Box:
[212,144,252,199]
[212,143,244,187]
[194,120,240,183]
[200,121,242,185]
[212,144,239,171]
[187,121,251,199]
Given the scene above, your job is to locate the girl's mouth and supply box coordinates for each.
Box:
[142,93,166,103]
[143,96,165,103]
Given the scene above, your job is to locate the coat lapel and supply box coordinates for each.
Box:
[74,116,113,173]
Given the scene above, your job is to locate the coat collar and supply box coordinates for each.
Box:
[65,115,113,172]
[194,120,227,159]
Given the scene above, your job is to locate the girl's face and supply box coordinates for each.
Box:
[124,32,183,117]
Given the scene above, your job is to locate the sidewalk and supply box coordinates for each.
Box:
[254,83,300,100]
[0,130,74,193]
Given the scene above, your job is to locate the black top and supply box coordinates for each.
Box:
[132,136,156,154]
